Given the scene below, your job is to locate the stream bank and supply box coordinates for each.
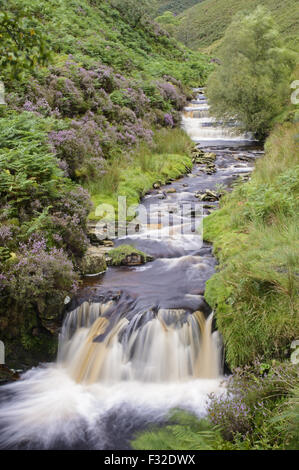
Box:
[0,89,263,450]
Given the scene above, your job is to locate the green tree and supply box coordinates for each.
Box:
[155,11,180,36]
[0,1,50,81]
[110,0,156,27]
[207,7,296,140]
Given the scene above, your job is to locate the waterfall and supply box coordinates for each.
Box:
[182,91,254,145]
[58,302,221,385]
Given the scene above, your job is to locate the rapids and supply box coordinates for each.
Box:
[0,89,262,449]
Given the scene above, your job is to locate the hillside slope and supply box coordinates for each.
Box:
[177,0,299,51]
[156,0,201,15]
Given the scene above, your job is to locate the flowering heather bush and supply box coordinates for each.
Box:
[21,61,117,118]
[156,80,186,110]
[164,113,174,127]
[0,225,13,245]
[118,119,153,146]
[3,236,78,318]
[114,106,137,124]
[207,361,299,442]
[21,184,92,259]
[110,86,150,117]
[125,87,150,117]
[48,212,89,260]
[208,391,252,440]
[48,185,91,258]
[51,75,88,116]
[49,117,104,181]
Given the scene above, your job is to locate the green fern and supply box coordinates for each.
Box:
[272,386,299,450]
[131,410,225,450]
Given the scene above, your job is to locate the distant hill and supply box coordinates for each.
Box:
[176,0,299,51]
[156,0,201,16]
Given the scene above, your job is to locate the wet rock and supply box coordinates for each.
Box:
[205,163,216,175]
[195,190,219,202]
[235,154,252,162]
[87,221,118,246]
[87,222,107,245]
[191,147,204,154]
[102,240,114,247]
[192,152,217,175]
[205,152,217,161]
[0,364,20,385]
[166,187,176,193]
[153,182,160,189]
[80,246,107,276]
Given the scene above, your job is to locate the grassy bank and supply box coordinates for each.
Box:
[204,122,299,368]
[88,128,192,220]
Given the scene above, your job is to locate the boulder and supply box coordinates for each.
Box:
[80,246,107,275]
[108,245,153,266]
[200,190,219,202]
[192,151,217,165]
[0,365,20,385]
[195,190,219,202]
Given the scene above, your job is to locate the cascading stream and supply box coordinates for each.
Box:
[182,89,255,145]
[58,303,220,385]
[0,89,261,450]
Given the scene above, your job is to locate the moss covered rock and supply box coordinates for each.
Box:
[108,245,153,266]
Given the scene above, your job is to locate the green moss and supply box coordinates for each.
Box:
[109,244,153,266]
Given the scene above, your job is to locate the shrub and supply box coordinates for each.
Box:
[1,236,78,318]
[207,361,299,448]
[131,362,299,451]
[156,80,186,110]
[0,112,62,215]
[0,2,50,80]
[48,117,104,181]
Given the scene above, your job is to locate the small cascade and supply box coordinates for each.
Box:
[182,91,254,145]
[58,301,221,385]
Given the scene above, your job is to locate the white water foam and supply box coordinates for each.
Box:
[0,365,225,449]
